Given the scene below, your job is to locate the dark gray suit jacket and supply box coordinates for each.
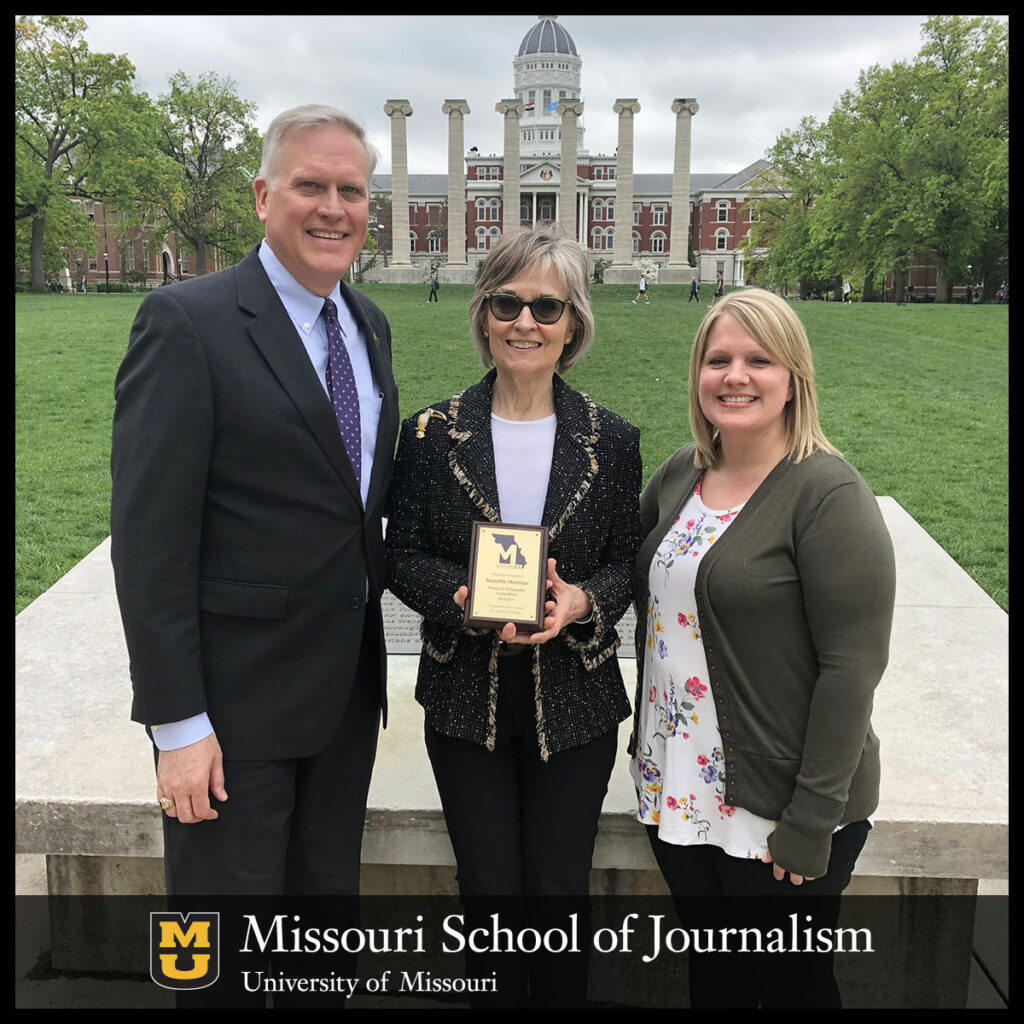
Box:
[111,246,398,760]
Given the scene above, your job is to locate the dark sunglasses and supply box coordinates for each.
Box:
[485,293,571,325]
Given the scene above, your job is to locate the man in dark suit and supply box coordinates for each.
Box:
[110,106,398,910]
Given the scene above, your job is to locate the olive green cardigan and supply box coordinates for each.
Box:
[631,444,896,878]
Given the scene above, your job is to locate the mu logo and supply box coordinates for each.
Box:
[150,912,220,990]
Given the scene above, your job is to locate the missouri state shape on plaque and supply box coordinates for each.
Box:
[464,522,549,632]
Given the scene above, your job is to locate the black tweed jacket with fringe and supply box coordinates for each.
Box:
[385,369,642,761]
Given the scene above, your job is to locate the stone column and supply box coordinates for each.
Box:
[557,101,583,243]
[442,100,470,267]
[497,100,524,233]
[607,99,641,281]
[663,98,700,282]
[383,100,413,271]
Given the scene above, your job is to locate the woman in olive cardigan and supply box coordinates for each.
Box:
[631,289,895,1007]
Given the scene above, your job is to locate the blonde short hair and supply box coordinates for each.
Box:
[469,226,595,373]
[688,289,840,468]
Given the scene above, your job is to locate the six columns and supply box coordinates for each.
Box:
[378,94,701,284]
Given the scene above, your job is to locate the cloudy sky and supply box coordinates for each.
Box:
[81,14,939,177]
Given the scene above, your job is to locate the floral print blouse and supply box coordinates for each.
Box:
[630,481,776,859]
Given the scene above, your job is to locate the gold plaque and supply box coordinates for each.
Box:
[464,522,549,632]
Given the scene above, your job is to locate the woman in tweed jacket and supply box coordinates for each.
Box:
[386,227,641,1006]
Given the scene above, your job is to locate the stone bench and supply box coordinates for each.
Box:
[16,498,1007,1002]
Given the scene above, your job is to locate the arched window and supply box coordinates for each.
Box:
[476,199,487,221]
[539,198,554,221]
[489,227,501,248]
[489,199,500,222]
[591,227,604,250]
[605,228,614,250]
[651,232,666,254]
[593,200,604,221]
[717,202,729,223]
[632,232,640,255]
[716,229,729,251]
[409,231,417,252]
[520,199,531,223]
[476,227,488,250]
[428,232,440,253]
[606,200,615,221]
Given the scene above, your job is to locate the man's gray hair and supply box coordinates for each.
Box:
[259,105,379,185]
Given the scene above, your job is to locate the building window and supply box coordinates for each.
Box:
[489,227,501,248]
[716,230,728,251]
[88,257,96,270]
[428,232,440,253]
[540,198,553,221]
[652,232,665,253]
[489,199,500,221]
[594,167,603,180]
[591,227,603,250]
[477,227,488,250]
[652,206,666,226]
[593,199,604,221]
[748,205,760,222]
[476,199,487,221]
[143,244,150,271]
[606,228,614,251]
[606,200,615,221]
[527,90,535,115]
[84,201,95,221]
[632,232,640,255]
[607,167,616,180]
[410,232,417,252]
[717,202,729,222]
[716,261,725,277]
[521,199,531,222]
[633,204,641,226]
[127,245,135,271]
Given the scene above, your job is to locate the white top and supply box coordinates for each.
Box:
[491,412,557,525]
[630,484,776,859]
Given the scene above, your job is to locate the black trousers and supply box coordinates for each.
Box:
[425,651,618,1007]
[160,608,382,1006]
[646,819,870,1008]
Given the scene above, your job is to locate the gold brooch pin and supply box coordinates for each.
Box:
[416,408,448,438]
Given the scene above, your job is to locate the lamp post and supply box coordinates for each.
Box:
[103,252,110,293]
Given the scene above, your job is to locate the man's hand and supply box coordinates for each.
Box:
[156,732,227,824]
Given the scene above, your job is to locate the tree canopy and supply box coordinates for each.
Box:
[742,16,1008,302]
[15,15,137,291]
[138,72,265,275]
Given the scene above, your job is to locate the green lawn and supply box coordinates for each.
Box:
[15,286,1007,614]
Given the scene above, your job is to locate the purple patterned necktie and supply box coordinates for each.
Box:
[322,297,361,486]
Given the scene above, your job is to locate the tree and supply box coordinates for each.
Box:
[15,16,136,292]
[133,72,264,276]
[743,16,1008,302]
[740,118,836,298]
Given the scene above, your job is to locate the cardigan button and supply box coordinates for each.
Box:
[350,597,363,610]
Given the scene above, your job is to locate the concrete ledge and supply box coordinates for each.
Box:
[16,498,1008,885]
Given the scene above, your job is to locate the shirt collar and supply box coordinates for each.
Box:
[258,240,347,334]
